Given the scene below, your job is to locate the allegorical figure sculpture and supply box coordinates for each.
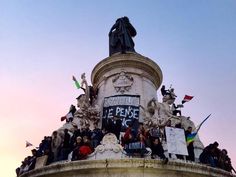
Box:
[73,73,100,129]
[109,16,137,56]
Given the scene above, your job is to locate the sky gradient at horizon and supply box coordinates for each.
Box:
[1,1,236,176]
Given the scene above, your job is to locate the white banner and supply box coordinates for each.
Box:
[165,127,188,155]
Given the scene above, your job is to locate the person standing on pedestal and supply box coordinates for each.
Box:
[111,116,122,140]
[185,127,195,161]
[172,103,182,116]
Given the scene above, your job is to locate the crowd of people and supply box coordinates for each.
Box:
[16,122,102,176]
[199,141,235,173]
[16,85,234,176]
[16,117,235,176]
[15,149,38,176]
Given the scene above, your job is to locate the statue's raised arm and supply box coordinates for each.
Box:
[109,16,137,56]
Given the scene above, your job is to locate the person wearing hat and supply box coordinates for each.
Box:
[70,124,81,149]
[71,136,83,161]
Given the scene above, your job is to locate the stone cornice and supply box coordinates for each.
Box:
[91,53,163,90]
[20,159,235,177]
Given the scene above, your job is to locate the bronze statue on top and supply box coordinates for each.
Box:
[109,17,137,56]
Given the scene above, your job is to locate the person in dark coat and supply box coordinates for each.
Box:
[71,136,83,161]
[60,129,71,160]
[151,138,168,164]
[81,124,92,140]
[27,149,38,171]
[110,116,122,140]
[199,141,220,167]
[219,149,236,173]
[91,123,103,148]
[102,118,113,134]
[70,124,81,149]
[161,85,168,96]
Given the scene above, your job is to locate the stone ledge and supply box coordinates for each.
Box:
[91,53,163,90]
[20,158,235,177]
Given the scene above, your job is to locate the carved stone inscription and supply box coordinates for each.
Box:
[112,71,134,94]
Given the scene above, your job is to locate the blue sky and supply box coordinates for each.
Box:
[0,1,236,176]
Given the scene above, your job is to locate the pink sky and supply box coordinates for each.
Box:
[1,1,236,176]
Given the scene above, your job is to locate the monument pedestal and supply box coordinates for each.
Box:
[21,158,234,177]
[20,49,235,177]
[91,52,163,110]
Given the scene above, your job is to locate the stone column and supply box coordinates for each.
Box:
[91,52,163,123]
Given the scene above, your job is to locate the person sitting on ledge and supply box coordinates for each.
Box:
[26,149,38,171]
[161,85,168,96]
[217,149,236,173]
[199,141,220,167]
[172,103,182,116]
[16,149,40,176]
[169,88,177,99]
[16,156,30,176]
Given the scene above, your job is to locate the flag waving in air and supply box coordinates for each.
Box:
[182,95,194,104]
[194,114,211,134]
[61,112,73,122]
[26,141,33,148]
[186,114,211,144]
[72,75,81,89]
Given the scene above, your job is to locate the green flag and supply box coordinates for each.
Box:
[72,75,80,89]
[74,80,80,89]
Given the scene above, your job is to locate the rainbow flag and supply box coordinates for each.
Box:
[186,132,197,144]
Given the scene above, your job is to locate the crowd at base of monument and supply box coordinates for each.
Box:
[16,120,234,176]
[16,82,235,176]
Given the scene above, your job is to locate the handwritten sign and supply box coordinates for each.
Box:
[165,127,188,155]
[102,95,140,130]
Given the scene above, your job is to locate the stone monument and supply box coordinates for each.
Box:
[20,17,235,177]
